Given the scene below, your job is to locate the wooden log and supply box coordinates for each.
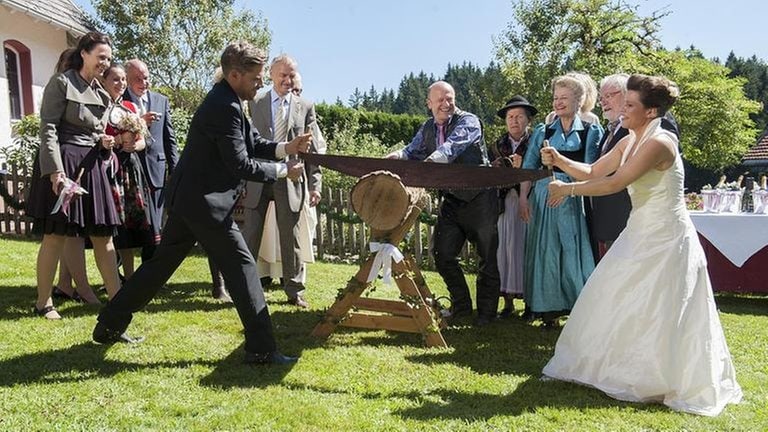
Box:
[351,171,410,231]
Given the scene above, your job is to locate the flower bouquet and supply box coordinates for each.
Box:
[685,192,703,211]
[108,104,149,148]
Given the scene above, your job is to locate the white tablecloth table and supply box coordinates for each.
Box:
[689,211,768,293]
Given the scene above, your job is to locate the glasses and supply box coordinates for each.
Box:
[292,88,303,96]
[599,90,622,102]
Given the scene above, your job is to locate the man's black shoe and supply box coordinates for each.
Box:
[244,351,299,365]
[474,315,496,327]
[92,322,144,344]
[441,306,472,320]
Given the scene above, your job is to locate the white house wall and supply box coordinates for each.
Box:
[1,5,70,163]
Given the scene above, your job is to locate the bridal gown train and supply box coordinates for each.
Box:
[542,123,742,416]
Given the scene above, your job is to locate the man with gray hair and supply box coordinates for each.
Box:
[122,59,178,263]
[591,73,632,256]
[592,73,680,257]
[94,42,311,365]
[243,55,326,309]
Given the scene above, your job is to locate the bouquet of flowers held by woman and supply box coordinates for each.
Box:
[113,109,149,147]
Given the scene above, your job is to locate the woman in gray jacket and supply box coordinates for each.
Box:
[27,32,122,318]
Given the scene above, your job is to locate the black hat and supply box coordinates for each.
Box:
[496,95,538,119]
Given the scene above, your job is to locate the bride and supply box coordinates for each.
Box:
[539,74,742,416]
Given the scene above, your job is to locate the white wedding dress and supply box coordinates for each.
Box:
[542,119,742,416]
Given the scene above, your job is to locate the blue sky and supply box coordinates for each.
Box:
[74,0,768,104]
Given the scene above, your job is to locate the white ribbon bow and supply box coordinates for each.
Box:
[367,242,404,285]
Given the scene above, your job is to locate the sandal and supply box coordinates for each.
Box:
[34,305,61,320]
[52,286,81,302]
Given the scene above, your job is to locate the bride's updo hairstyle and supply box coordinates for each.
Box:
[627,74,679,117]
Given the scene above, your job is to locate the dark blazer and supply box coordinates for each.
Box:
[166,80,280,226]
[490,133,529,197]
[591,127,631,242]
[122,89,179,189]
[592,116,680,243]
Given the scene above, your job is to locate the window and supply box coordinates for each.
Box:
[3,40,32,119]
[4,47,22,120]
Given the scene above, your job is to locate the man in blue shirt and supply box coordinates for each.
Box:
[387,81,500,326]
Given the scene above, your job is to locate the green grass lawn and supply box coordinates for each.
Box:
[0,235,766,431]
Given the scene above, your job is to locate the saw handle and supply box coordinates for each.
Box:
[542,139,556,181]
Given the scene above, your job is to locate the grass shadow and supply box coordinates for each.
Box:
[0,342,217,387]
[390,376,666,421]
[199,341,302,389]
[715,293,768,316]
[405,316,560,376]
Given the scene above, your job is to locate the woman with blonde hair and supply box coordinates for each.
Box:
[519,74,603,327]
[545,71,600,125]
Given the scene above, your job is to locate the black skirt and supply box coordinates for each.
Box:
[113,151,160,249]
[27,144,121,238]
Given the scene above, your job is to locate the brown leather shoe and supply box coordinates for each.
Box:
[287,294,309,309]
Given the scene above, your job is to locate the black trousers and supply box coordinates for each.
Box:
[432,190,500,318]
[141,188,164,262]
[98,210,277,354]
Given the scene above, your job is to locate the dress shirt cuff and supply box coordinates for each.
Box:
[276,142,288,160]
[389,149,406,160]
[276,162,288,178]
[426,151,449,163]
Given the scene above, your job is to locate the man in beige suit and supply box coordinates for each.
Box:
[242,55,326,308]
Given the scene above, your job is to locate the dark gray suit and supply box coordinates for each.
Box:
[591,126,631,244]
[242,90,325,297]
[98,80,283,354]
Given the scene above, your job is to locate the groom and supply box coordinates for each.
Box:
[93,41,311,365]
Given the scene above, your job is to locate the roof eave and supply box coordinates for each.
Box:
[1,3,92,36]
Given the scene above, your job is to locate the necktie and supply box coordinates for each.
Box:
[274,97,288,142]
[437,123,446,146]
[136,96,147,115]
[601,120,617,156]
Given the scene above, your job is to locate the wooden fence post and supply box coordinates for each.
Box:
[335,188,345,257]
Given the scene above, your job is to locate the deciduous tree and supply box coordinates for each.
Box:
[93,0,270,109]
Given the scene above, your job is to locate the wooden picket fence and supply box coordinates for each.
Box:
[0,163,33,236]
[0,163,475,270]
[316,186,477,271]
